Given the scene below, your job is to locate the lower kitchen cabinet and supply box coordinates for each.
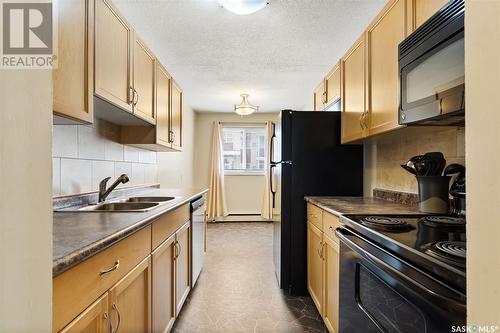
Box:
[323,235,340,333]
[306,203,341,333]
[54,203,193,333]
[152,234,176,333]
[59,294,110,333]
[175,221,191,314]
[108,256,151,333]
[307,221,324,313]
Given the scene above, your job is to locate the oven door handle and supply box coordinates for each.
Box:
[336,228,466,308]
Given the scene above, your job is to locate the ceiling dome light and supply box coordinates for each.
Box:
[217,0,269,15]
[234,94,259,116]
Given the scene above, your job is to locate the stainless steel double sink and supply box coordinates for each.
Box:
[57,196,177,212]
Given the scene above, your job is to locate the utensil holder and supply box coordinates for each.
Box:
[416,176,451,213]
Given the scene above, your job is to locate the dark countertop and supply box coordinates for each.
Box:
[53,188,207,277]
[304,196,421,217]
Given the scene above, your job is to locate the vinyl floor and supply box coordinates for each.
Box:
[172,222,326,333]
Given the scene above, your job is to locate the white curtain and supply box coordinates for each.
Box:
[261,121,274,219]
[207,122,228,220]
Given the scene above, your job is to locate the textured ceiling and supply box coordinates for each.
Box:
[113,0,387,112]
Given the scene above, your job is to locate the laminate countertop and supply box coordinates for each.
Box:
[304,196,422,217]
[53,188,207,277]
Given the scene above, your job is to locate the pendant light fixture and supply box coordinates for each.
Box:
[234,94,259,116]
[217,0,269,15]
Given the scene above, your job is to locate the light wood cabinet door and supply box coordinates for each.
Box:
[156,63,172,148]
[313,80,326,111]
[175,221,191,314]
[59,294,110,333]
[341,34,367,143]
[95,0,132,112]
[410,0,449,32]
[108,257,151,333]
[326,62,341,106]
[152,234,176,333]
[323,236,340,333]
[307,222,323,314]
[133,34,156,123]
[53,0,94,124]
[170,80,183,150]
[367,0,406,136]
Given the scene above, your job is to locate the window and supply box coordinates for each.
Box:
[222,126,266,174]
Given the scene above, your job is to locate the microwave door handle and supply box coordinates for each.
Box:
[336,229,466,308]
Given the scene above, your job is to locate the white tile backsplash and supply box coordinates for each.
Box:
[53,125,78,158]
[53,119,158,197]
[131,163,145,186]
[91,160,115,190]
[61,159,92,195]
[78,125,105,160]
[104,140,124,161]
[124,145,141,162]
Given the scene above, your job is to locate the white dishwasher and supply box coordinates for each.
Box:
[191,196,206,286]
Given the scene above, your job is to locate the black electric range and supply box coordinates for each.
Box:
[336,214,466,332]
[341,214,466,291]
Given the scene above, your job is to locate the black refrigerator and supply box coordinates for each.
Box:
[271,110,363,295]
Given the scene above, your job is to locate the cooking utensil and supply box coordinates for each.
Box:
[444,163,465,176]
[423,152,446,176]
[410,155,427,175]
[401,164,417,175]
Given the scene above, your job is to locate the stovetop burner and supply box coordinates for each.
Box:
[426,241,466,268]
[360,216,412,232]
[419,216,466,228]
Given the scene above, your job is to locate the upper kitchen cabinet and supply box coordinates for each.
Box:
[313,80,326,111]
[408,0,450,32]
[170,80,183,150]
[121,63,183,151]
[94,0,133,113]
[53,0,94,124]
[341,34,368,144]
[132,33,156,124]
[325,62,341,107]
[366,0,406,136]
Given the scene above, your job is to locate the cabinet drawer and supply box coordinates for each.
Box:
[152,204,190,249]
[323,212,343,244]
[53,225,151,333]
[307,203,323,230]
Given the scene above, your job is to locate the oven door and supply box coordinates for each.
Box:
[399,0,464,125]
[336,228,466,333]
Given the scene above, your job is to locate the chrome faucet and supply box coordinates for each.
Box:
[98,174,130,203]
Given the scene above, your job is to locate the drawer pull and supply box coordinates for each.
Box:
[329,226,334,231]
[100,260,120,276]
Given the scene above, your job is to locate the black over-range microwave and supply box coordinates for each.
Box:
[399,0,464,126]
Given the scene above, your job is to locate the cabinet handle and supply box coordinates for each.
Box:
[171,131,176,143]
[317,241,323,259]
[129,87,134,105]
[112,303,121,333]
[322,91,327,104]
[99,260,120,276]
[359,112,366,130]
[329,225,334,231]
[174,241,180,259]
[104,312,113,333]
[133,88,139,106]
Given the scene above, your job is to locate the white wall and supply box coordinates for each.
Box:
[465,0,500,325]
[0,71,52,331]
[194,112,280,214]
[157,105,195,188]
